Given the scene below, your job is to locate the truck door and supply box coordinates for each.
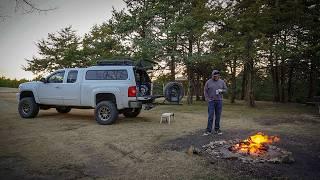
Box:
[37,71,65,105]
[135,69,151,97]
[61,70,81,106]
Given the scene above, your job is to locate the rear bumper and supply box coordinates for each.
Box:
[128,101,142,108]
[137,95,158,104]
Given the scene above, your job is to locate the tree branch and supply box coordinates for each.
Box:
[15,0,57,14]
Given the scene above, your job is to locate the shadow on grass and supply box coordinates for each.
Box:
[37,110,153,126]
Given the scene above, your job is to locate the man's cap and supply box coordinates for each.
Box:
[212,70,220,76]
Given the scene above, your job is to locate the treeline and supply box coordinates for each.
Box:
[0,76,29,88]
[24,0,320,106]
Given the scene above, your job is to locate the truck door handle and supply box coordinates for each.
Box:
[54,86,60,89]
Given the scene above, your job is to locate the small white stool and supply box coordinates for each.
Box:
[160,113,174,124]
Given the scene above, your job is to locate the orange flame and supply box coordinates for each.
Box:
[230,132,280,155]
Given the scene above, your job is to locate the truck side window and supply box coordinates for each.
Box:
[85,70,128,80]
[67,70,78,83]
[47,71,65,83]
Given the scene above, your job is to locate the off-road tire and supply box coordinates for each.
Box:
[18,97,39,118]
[123,108,141,118]
[56,106,71,113]
[95,101,118,125]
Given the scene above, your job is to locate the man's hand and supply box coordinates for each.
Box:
[216,89,224,95]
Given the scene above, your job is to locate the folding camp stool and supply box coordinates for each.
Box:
[160,113,174,124]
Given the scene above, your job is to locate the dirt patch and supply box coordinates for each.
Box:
[57,123,88,131]
[83,153,119,177]
[160,129,252,151]
[255,114,320,126]
[0,155,89,180]
[44,164,88,179]
[107,143,144,163]
[0,155,29,180]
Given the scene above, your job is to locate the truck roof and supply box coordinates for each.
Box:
[60,65,133,71]
[54,60,138,72]
[96,60,134,66]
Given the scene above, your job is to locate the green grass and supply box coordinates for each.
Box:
[153,98,318,137]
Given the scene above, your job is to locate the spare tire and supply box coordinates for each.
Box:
[164,82,184,102]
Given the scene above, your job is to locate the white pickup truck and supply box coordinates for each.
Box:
[17,60,155,125]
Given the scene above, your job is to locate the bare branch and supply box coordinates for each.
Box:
[15,0,57,14]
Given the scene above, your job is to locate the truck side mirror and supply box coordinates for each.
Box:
[40,78,47,83]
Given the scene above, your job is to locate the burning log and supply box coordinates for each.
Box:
[229,132,280,156]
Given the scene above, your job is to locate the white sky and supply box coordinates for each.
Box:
[0,0,126,80]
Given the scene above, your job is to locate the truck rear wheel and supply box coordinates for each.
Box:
[123,108,141,118]
[95,101,118,125]
[18,97,39,118]
[56,106,71,113]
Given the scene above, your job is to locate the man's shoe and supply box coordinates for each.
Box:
[215,129,223,135]
[202,131,211,136]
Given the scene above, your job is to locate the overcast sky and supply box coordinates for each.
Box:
[0,0,126,80]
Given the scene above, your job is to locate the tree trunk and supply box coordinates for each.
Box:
[169,35,177,81]
[271,0,281,102]
[196,74,201,101]
[241,65,247,100]
[170,56,175,81]
[187,67,194,104]
[287,60,294,102]
[280,59,286,102]
[245,37,255,107]
[195,38,201,101]
[280,32,287,103]
[245,61,255,107]
[268,37,280,102]
[201,77,206,101]
[230,58,237,103]
[187,35,194,104]
[269,54,276,102]
[274,54,280,102]
[308,58,316,99]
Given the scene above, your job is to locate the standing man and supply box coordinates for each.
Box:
[203,70,227,135]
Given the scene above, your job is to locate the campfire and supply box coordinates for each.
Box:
[201,132,294,164]
[229,132,280,156]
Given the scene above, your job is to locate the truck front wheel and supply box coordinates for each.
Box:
[95,101,118,125]
[123,108,141,118]
[18,97,39,118]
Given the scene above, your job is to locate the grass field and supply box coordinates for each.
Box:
[0,88,319,179]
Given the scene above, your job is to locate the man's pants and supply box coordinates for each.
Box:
[207,100,222,132]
